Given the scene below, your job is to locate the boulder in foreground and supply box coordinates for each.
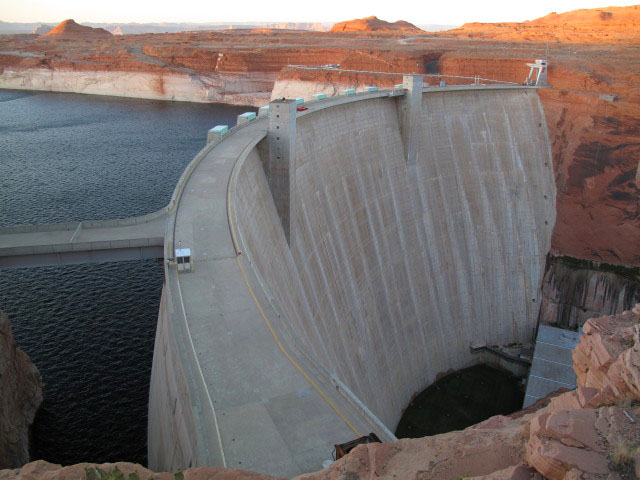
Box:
[0,311,43,469]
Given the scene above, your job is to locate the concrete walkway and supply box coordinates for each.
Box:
[0,212,166,267]
[165,115,392,477]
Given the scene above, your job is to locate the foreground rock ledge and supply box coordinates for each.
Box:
[3,305,639,479]
[0,311,43,469]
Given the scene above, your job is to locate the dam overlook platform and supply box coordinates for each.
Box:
[0,78,556,477]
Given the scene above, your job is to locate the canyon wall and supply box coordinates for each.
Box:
[0,311,42,469]
[234,88,555,429]
[0,68,271,106]
[539,255,640,328]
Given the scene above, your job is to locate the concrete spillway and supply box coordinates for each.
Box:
[149,85,555,477]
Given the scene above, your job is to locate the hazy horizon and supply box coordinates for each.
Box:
[1,0,638,27]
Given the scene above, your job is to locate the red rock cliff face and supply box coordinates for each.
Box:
[441,5,640,43]
[330,16,422,33]
[0,311,43,469]
[43,19,112,39]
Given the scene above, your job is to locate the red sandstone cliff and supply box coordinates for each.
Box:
[43,19,112,39]
[442,5,640,43]
[0,311,43,469]
[330,16,422,33]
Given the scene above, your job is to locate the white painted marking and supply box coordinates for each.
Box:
[529,374,575,387]
[175,273,227,467]
[532,356,573,367]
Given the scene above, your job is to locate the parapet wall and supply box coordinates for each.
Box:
[234,88,555,429]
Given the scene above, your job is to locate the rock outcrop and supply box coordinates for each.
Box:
[330,16,422,33]
[538,255,640,328]
[524,305,640,479]
[0,311,43,469]
[4,306,639,479]
[441,5,640,43]
[43,19,112,39]
[0,461,283,480]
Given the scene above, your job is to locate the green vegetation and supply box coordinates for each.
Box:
[553,254,640,280]
[85,468,139,480]
[84,467,184,480]
[609,440,638,476]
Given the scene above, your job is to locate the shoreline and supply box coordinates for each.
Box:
[0,68,271,107]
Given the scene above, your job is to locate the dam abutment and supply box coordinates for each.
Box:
[266,99,297,244]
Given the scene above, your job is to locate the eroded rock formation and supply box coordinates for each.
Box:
[538,256,640,328]
[43,19,112,39]
[440,5,640,43]
[0,311,43,469]
[330,16,422,33]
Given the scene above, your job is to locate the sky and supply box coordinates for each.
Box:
[1,0,638,25]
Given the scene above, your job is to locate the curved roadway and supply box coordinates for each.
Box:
[162,96,396,477]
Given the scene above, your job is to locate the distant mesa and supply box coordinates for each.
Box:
[43,19,112,38]
[445,4,640,42]
[32,24,53,35]
[525,5,640,26]
[330,16,423,33]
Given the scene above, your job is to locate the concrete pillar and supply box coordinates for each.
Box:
[267,99,297,245]
[403,74,423,166]
[535,60,548,86]
[207,125,228,144]
[237,112,256,125]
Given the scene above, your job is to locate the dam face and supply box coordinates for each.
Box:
[236,88,555,429]
[149,86,555,476]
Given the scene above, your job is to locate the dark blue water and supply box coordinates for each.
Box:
[0,89,255,466]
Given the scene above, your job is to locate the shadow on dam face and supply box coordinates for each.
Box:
[234,88,556,432]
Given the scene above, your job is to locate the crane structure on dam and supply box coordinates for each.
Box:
[0,68,559,478]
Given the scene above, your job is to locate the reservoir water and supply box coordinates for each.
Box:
[0,89,255,466]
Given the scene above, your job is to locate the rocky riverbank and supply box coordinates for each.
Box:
[0,311,43,469]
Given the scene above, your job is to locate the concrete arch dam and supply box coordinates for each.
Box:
[149,84,555,477]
